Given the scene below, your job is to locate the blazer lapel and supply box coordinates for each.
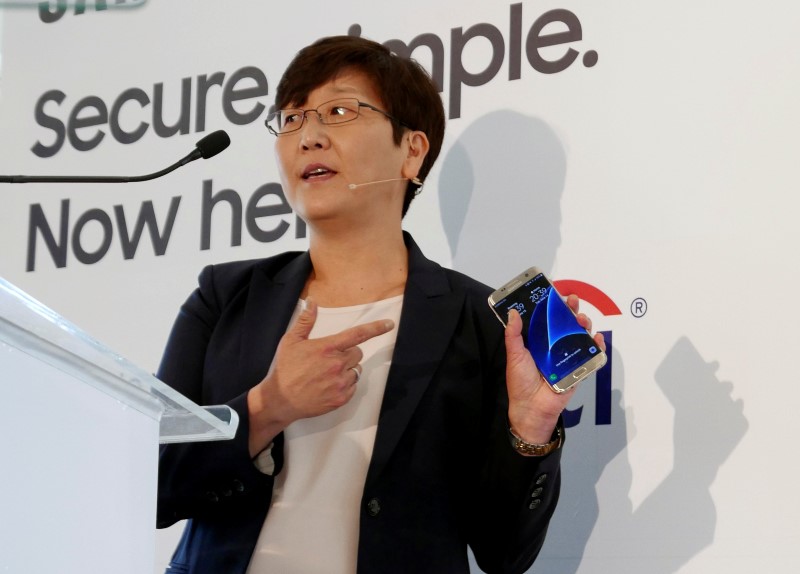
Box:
[239,253,312,388]
[366,234,465,484]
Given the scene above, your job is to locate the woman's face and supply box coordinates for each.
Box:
[274,70,411,227]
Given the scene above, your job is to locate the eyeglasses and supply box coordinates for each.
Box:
[265,98,410,136]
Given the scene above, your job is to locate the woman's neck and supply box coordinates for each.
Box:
[303,227,408,307]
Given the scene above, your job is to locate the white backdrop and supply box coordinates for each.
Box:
[1,1,797,572]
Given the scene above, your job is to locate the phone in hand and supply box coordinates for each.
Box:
[488,267,607,393]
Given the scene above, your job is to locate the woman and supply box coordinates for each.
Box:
[156,35,604,574]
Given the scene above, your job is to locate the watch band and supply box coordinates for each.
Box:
[508,425,562,457]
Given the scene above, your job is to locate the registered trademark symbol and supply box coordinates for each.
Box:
[631,298,647,318]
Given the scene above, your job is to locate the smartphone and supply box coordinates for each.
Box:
[488,267,607,393]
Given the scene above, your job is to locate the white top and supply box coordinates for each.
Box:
[246,295,404,574]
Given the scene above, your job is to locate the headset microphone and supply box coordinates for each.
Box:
[347,176,424,190]
[347,177,408,190]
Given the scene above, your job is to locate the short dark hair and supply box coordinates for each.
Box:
[275,35,445,216]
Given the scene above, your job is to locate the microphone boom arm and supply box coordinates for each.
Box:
[0,130,229,184]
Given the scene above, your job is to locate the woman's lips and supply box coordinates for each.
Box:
[302,164,338,180]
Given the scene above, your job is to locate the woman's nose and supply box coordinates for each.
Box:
[299,113,330,149]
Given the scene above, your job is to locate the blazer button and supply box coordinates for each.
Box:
[531,487,543,498]
[366,498,381,517]
[529,499,541,510]
[205,491,219,503]
[232,480,245,493]
[535,473,548,486]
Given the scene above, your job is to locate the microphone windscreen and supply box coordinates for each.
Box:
[195,130,231,159]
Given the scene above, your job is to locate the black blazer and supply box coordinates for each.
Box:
[157,233,562,574]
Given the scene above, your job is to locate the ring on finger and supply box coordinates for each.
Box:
[349,366,362,384]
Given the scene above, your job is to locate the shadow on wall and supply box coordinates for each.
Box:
[438,110,565,286]
[535,337,747,574]
[439,112,749,573]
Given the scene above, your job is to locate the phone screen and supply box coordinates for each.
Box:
[491,272,602,387]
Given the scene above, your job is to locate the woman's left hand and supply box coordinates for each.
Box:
[504,294,606,444]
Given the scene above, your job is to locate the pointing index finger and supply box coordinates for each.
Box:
[331,319,395,351]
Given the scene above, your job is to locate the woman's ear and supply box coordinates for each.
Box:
[402,131,430,180]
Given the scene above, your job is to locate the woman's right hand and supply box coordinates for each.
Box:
[246,298,395,456]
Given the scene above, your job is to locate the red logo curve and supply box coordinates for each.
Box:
[552,279,622,316]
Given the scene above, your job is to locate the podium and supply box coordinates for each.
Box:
[0,278,238,574]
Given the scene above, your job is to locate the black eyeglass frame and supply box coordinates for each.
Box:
[265,98,412,136]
